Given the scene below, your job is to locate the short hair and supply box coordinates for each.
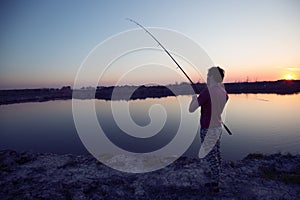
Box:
[208,66,225,83]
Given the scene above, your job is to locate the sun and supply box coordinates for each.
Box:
[284,73,295,80]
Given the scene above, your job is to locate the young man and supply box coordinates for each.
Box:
[189,66,228,193]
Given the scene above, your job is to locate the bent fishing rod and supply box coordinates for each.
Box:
[127,18,232,135]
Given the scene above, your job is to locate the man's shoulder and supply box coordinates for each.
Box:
[198,87,210,101]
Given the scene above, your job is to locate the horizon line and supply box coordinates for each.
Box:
[1,79,299,90]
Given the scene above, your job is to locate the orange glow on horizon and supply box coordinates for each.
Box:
[283,73,296,80]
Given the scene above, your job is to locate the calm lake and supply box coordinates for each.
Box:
[0,93,299,161]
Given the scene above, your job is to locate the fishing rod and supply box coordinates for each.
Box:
[126,18,197,92]
[127,18,232,135]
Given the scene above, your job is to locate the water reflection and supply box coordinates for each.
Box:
[222,93,300,160]
[0,101,87,154]
[0,93,299,160]
[96,97,182,153]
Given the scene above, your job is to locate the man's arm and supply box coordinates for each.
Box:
[189,95,199,112]
[189,88,209,112]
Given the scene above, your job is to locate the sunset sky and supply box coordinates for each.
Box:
[0,0,299,89]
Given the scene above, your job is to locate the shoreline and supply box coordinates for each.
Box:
[1,150,299,199]
[1,80,300,105]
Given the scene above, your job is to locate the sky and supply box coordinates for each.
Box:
[0,0,299,89]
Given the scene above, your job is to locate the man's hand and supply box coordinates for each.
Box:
[192,95,197,102]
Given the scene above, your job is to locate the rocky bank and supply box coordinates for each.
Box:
[0,150,299,199]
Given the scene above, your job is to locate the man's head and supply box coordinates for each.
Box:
[207,66,225,85]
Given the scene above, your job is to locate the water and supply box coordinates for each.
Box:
[0,93,299,161]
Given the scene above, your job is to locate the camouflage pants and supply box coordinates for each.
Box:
[200,128,222,183]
